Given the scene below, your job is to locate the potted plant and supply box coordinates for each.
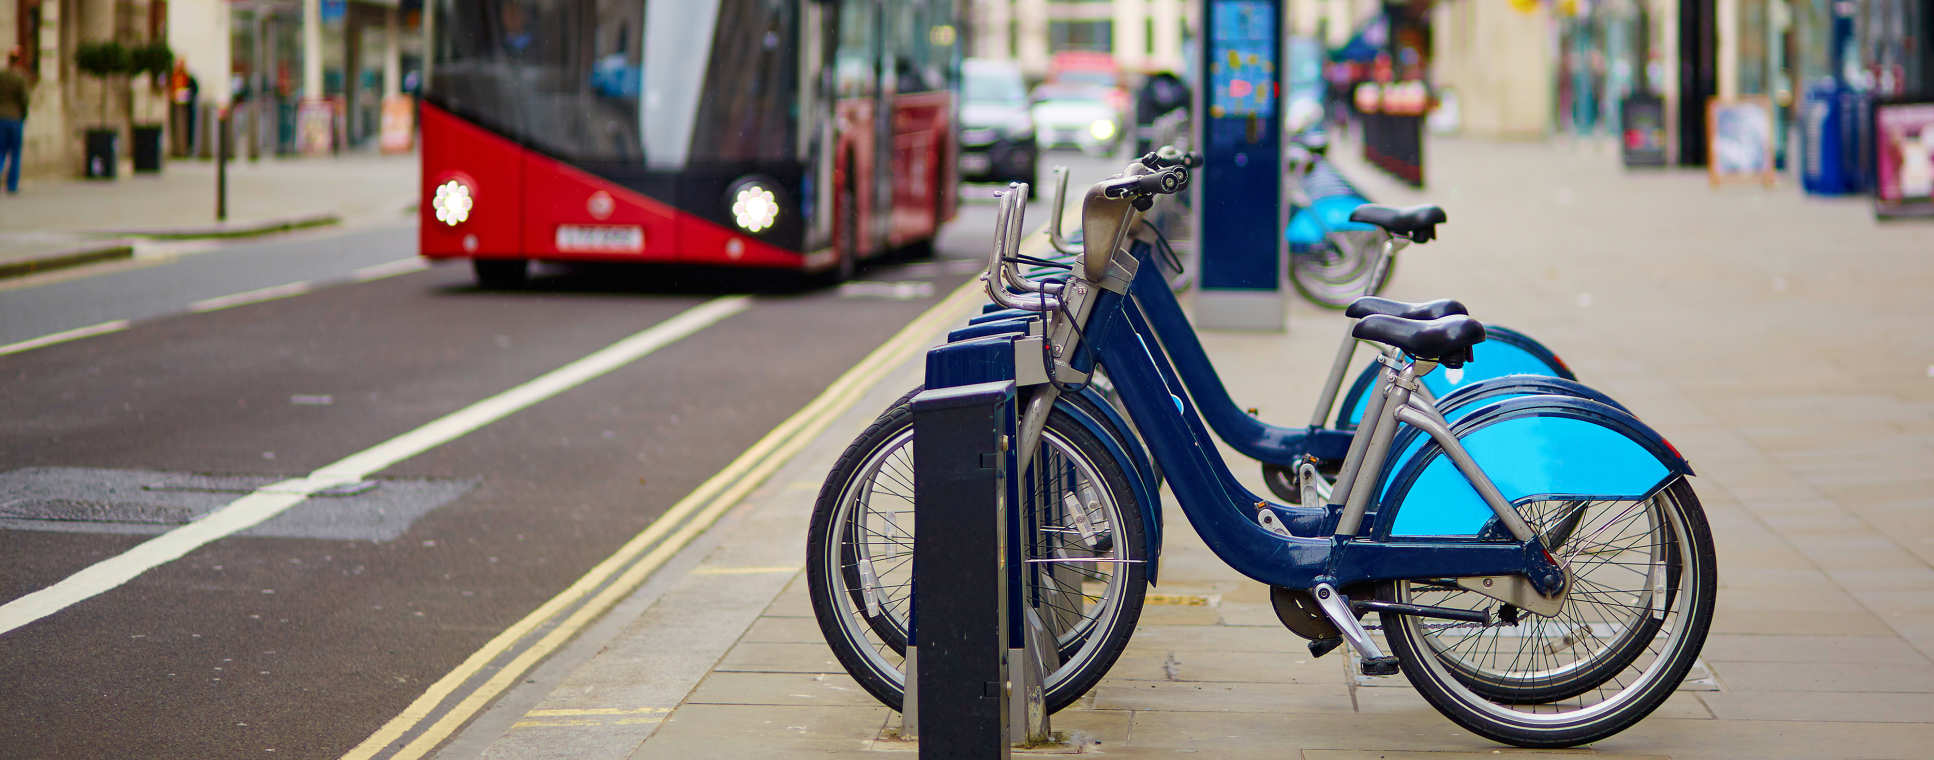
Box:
[128,41,174,172]
[73,40,132,179]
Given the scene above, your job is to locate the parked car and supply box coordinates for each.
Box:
[958,58,1038,187]
[1030,83,1121,157]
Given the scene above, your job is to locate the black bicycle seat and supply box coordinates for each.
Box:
[1352,314,1485,368]
[1345,296,1467,321]
[1349,204,1447,243]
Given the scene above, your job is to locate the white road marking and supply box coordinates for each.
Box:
[0,320,131,357]
[189,281,314,312]
[0,295,752,637]
[837,280,935,300]
[352,258,431,281]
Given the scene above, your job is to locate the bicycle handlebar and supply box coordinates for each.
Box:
[1100,166,1189,201]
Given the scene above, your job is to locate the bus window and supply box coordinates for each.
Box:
[430,0,645,163]
[687,0,798,163]
[836,0,879,98]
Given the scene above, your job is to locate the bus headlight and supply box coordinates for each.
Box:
[432,178,474,227]
[728,179,782,234]
[1088,119,1117,142]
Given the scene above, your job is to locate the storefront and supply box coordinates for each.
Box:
[1555,0,1656,138]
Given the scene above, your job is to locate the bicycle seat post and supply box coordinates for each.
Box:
[1364,234,1406,299]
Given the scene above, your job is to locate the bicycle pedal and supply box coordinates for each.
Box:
[1307,636,1342,659]
[1359,656,1401,677]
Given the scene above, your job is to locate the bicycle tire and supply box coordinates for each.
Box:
[1381,479,1715,747]
[806,398,1148,714]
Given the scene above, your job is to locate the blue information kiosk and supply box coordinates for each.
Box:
[1193,0,1286,331]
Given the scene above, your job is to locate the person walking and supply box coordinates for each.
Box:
[0,47,31,194]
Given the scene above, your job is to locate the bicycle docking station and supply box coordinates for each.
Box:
[906,357,1057,755]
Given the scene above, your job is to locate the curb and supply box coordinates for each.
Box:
[109,213,342,241]
[0,243,136,280]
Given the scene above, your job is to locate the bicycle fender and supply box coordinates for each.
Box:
[1375,374,1635,497]
[1054,393,1164,584]
[1285,193,1372,247]
[1336,324,1573,429]
[1370,396,1692,539]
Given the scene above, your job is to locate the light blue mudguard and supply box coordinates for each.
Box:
[1376,374,1633,493]
[1371,396,1692,539]
[1285,194,1373,252]
[1337,325,1574,429]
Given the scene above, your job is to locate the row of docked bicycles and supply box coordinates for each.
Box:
[805,148,1715,748]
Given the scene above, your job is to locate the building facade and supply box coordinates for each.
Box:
[969,0,1194,79]
[3,0,173,180]
[0,0,414,181]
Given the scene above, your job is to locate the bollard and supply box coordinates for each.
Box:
[910,381,1016,760]
[216,108,230,222]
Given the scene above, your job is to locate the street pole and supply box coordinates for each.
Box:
[217,107,230,222]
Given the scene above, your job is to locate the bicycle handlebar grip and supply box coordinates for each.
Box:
[1137,167,1188,195]
[1143,146,1204,170]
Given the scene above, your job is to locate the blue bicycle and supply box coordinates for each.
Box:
[808,159,1715,748]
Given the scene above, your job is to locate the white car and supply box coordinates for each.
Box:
[1030,85,1121,156]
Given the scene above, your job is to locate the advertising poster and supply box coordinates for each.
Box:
[1708,97,1776,186]
[1873,100,1934,218]
[297,98,336,156]
[380,96,417,154]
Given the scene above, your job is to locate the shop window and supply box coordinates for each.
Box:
[15,0,42,77]
[149,0,167,41]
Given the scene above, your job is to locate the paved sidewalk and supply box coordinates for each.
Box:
[436,139,1934,759]
[0,151,417,276]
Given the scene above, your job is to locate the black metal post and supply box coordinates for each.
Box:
[911,381,1015,760]
[216,107,230,222]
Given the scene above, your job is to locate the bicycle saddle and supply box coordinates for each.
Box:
[1352,314,1485,368]
[1348,204,1447,243]
[1344,296,1467,321]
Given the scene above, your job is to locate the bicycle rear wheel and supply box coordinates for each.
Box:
[1381,479,1715,747]
[806,400,1147,714]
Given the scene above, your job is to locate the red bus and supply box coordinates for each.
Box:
[420,0,961,286]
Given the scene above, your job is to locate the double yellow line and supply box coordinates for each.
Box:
[342,279,988,760]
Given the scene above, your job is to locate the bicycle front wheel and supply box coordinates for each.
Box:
[1289,228,1390,308]
[1382,479,1716,748]
[805,399,1148,714]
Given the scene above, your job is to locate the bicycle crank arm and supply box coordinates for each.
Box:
[1311,583,1401,676]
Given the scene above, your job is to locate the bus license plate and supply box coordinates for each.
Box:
[555,225,644,253]
[958,153,992,174]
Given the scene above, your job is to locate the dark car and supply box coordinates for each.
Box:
[959,58,1037,188]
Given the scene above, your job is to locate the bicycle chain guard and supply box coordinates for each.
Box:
[1270,585,1341,641]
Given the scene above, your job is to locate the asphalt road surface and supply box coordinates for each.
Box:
[0,153,1117,760]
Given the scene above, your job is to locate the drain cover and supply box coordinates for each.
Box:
[0,467,475,541]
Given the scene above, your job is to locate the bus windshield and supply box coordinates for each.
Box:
[428,0,798,169]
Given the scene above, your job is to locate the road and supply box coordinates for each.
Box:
[0,152,1111,760]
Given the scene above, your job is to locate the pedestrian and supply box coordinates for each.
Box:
[0,47,31,194]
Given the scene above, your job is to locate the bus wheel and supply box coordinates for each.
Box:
[473,259,529,289]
